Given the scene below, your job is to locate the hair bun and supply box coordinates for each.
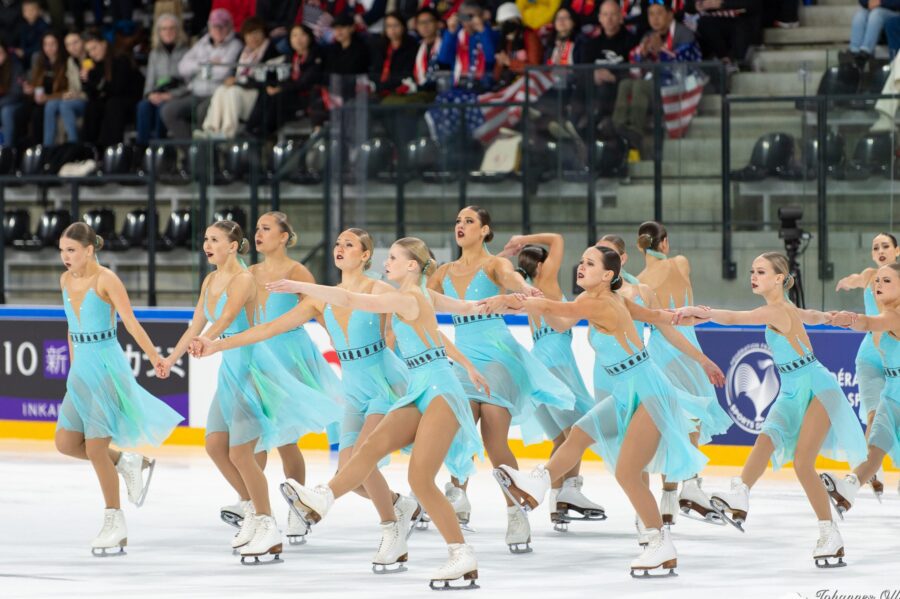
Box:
[238,238,250,255]
[94,235,104,250]
[287,232,298,248]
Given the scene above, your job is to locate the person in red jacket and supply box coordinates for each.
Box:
[493,2,542,88]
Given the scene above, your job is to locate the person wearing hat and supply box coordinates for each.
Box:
[161,8,243,140]
[493,2,542,88]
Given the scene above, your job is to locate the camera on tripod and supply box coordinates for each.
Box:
[777,205,811,307]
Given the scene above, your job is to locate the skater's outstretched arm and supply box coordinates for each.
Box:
[674,304,787,328]
[267,279,419,320]
[98,269,163,371]
[837,307,900,332]
[623,297,681,327]
[501,233,564,286]
[835,268,875,292]
[797,308,835,326]
[191,297,321,357]
[431,290,489,316]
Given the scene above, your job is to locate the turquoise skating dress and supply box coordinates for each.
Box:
[871,332,900,465]
[388,293,483,482]
[761,327,867,470]
[257,292,343,442]
[442,268,575,426]
[855,286,885,417]
[574,322,709,482]
[322,303,408,450]
[205,286,341,452]
[647,294,732,445]
[57,285,183,446]
[530,310,595,440]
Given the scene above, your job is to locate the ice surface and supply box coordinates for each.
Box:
[1,441,897,599]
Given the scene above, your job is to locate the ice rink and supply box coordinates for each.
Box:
[2,440,898,599]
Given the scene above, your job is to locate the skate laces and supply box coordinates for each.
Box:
[101,510,117,532]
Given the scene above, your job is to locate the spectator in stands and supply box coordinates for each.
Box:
[161,8,243,140]
[256,0,301,52]
[849,0,900,65]
[544,6,585,65]
[22,32,66,147]
[585,0,638,129]
[80,31,141,150]
[136,13,189,147]
[437,0,495,91]
[12,0,47,68]
[622,0,650,37]
[0,44,24,147]
[321,12,370,89]
[407,7,443,95]
[211,0,255,32]
[42,32,88,147]
[613,0,700,151]
[689,0,757,67]
[198,16,281,138]
[246,23,323,136]
[493,2,542,89]
[564,0,601,36]
[372,12,417,96]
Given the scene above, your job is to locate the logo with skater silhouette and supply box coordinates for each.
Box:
[725,343,781,434]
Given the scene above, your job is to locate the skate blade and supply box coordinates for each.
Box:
[507,542,532,555]
[407,511,426,540]
[280,482,319,524]
[240,554,284,565]
[815,557,847,569]
[630,563,678,579]
[429,571,479,591]
[678,505,727,527]
[287,535,307,546]
[820,473,851,516]
[553,521,569,533]
[221,511,243,530]
[709,498,745,532]
[459,522,477,533]
[91,546,126,558]
[491,469,537,513]
[135,458,156,508]
[372,560,409,575]
[414,519,430,532]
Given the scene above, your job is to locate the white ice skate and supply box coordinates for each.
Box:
[660,488,678,526]
[505,506,532,554]
[286,507,310,546]
[813,520,846,568]
[91,508,127,557]
[395,494,424,539]
[372,520,409,574]
[709,477,749,532]
[820,472,859,518]
[444,483,474,532]
[630,527,677,578]
[492,464,550,513]
[871,468,884,502]
[240,515,284,565]
[221,499,251,529]
[280,479,334,524]
[678,477,725,526]
[115,452,156,507]
[556,475,606,522]
[429,543,479,590]
[231,502,257,549]
[635,514,651,547]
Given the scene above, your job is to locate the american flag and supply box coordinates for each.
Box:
[472,70,556,144]
[660,71,707,139]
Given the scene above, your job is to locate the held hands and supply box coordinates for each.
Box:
[466,365,491,397]
[670,305,711,326]
[155,356,172,379]
[266,279,306,294]
[188,337,217,358]
[477,293,525,314]
[520,283,544,298]
[499,235,526,258]
[829,311,859,329]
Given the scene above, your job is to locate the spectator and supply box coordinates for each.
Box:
[256,0,301,52]
[613,0,700,150]
[136,13,189,147]
[42,31,88,147]
[22,32,67,147]
[161,8,243,140]
[372,12,417,96]
[0,44,24,147]
[13,0,47,68]
[408,7,443,94]
[584,0,638,127]
[198,16,281,138]
[80,31,142,150]
[246,23,323,136]
[689,0,757,66]
[849,0,900,64]
[211,0,255,32]
[564,0,600,35]
[493,2,542,88]
[0,1,19,50]
[544,6,585,65]
[437,0,495,91]
[322,12,370,91]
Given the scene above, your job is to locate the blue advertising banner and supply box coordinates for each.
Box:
[696,326,866,446]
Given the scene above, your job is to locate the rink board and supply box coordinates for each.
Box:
[0,305,893,470]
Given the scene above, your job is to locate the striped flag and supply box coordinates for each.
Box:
[660,71,707,139]
[472,70,556,144]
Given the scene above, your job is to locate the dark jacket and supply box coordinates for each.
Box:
[371,35,417,93]
[280,45,325,95]
[256,0,302,30]
[84,54,141,101]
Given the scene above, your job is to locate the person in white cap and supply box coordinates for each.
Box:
[494,2,542,88]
